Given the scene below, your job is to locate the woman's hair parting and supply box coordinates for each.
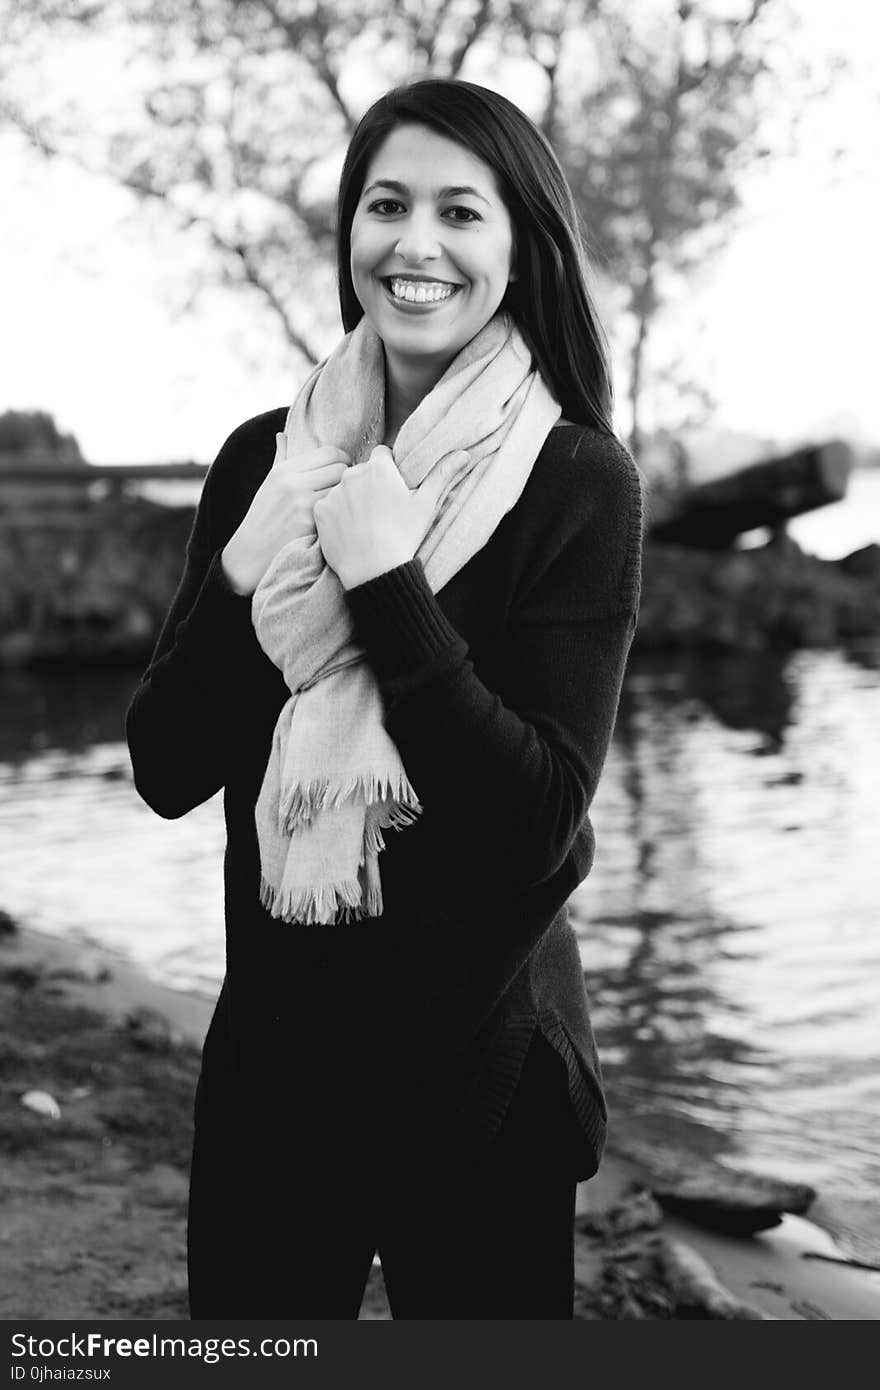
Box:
[335,76,616,438]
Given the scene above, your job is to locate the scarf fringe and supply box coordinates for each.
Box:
[363,818,386,858]
[360,797,422,856]
[382,801,421,831]
[279,771,422,834]
[259,873,384,926]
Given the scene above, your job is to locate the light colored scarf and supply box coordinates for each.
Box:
[251,309,561,925]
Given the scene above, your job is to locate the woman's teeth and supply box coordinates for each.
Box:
[388,277,457,304]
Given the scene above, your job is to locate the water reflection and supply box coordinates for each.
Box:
[573,648,880,1220]
[0,667,140,762]
[0,668,226,992]
[652,649,795,751]
[579,905,768,1168]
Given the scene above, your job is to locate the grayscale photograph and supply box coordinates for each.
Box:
[0,0,878,1344]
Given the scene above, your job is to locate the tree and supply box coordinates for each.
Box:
[0,410,85,462]
[0,0,843,457]
[1,0,531,365]
[557,0,790,455]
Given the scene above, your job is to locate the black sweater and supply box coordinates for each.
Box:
[125,408,643,1180]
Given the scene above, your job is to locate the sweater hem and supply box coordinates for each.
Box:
[456,1011,607,1182]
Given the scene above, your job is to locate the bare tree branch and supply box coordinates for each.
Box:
[2,0,848,452]
[253,0,357,131]
[447,0,494,76]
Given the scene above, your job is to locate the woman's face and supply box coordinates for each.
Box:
[349,122,517,380]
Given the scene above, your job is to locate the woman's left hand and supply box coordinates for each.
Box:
[314,444,470,590]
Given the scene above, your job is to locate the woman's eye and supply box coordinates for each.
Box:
[366,200,479,223]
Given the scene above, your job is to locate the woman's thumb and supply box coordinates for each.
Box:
[273,432,288,466]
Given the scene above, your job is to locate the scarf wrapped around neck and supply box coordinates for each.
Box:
[250,309,561,925]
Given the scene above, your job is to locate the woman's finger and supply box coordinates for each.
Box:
[272,433,288,467]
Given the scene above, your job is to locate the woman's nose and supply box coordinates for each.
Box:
[393,216,442,263]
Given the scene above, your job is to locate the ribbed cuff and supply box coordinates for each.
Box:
[173,548,268,690]
[343,558,468,684]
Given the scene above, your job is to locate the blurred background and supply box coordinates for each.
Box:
[1,0,878,1261]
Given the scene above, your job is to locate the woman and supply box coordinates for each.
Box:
[126,76,643,1319]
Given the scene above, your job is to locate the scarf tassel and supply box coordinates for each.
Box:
[279,772,422,835]
[259,873,383,926]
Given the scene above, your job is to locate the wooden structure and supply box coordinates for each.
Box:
[648,439,854,549]
[0,460,207,481]
[0,460,208,522]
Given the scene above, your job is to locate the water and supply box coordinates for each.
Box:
[786,467,880,560]
[577,646,880,1246]
[1,469,878,1251]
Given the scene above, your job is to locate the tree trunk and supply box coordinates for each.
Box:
[648,440,854,548]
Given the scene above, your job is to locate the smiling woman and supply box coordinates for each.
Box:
[125,76,643,1320]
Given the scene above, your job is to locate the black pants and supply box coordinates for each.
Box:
[187,1028,580,1319]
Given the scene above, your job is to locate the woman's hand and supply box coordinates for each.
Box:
[221,434,350,595]
[314,444,471,590]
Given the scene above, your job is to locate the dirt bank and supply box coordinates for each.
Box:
[1,923,877,1320]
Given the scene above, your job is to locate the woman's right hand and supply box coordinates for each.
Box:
[221,433,350,595]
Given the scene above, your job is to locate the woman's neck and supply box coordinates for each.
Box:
[383,345,453,446]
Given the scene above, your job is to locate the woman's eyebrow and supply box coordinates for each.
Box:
[362,179,490,205]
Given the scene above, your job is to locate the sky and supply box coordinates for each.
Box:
[0,0,878,466]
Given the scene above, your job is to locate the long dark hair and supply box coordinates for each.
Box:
[335,77,616,438]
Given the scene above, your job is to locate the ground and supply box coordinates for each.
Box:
[1,923,877,1322]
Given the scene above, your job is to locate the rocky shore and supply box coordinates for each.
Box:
[1,912,877,1321]
[638,532,880,652]
[1,490,879,668]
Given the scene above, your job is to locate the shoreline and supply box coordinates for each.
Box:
[1,920,878,1320]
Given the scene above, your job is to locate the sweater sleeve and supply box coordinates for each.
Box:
[125,416,278,819]
[343,431,644,893]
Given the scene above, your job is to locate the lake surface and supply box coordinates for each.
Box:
[1,469,878,1253]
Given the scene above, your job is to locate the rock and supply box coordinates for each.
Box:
[3,963,43,990]
[590,1233,677,1319]
[124,1007,174,1052]
[652,1173,815,1236]
[0,909,19,937]
[20,1089,62,1120]
[617,1140,815,1235]
[635,539,880,651]
[659,1238,775,1319]
[835,542,880,583]
[81,954,113,983]
[577,1186,664,1239]
[49,955,113,985]
[0,491,194,669]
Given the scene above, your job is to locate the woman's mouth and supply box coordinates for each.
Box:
[381,276,463,311]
